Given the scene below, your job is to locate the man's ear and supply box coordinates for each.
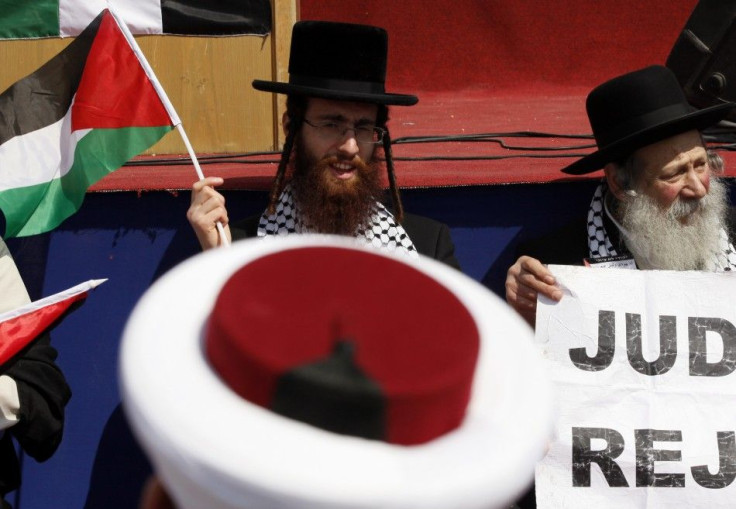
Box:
[603,164,630,201]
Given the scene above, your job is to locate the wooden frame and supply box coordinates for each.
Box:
[0,0,298,155]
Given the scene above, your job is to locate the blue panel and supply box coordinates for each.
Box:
[20,228,176,509]
[451,226,522,281]
[0,179,653,508]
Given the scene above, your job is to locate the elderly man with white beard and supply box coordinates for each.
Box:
[505,65,736,328]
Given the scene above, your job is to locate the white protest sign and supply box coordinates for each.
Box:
[535,265,736,509]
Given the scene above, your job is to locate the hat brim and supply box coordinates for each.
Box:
[120,236,553,509]
[252,80,418,106]
[562,102,735,175]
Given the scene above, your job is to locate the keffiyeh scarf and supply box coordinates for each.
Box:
[586,182,736,271]
[257,185,419,259]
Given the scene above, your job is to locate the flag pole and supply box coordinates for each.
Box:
[105,4,230,247]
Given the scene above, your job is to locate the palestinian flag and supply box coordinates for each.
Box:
[0,0,272,39]
[0,9,178,238]
[0,279,106,367]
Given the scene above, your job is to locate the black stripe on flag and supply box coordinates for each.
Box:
[161,0,272,36]
[0,12,104,146]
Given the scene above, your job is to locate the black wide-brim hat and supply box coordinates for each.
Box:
[562,65,735,175]
[253,20,418,106]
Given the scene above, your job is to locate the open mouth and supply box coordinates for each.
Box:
[330,161,357,180]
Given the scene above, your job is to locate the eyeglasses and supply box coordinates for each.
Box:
[303,119,386,145]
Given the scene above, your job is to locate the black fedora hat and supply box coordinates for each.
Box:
[252,20,418,106]
[562,65,735,175]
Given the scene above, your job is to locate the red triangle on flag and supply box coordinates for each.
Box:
[0,279,106,366]
[72,11,172,131]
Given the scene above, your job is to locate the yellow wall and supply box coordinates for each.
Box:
[0,31,277,155]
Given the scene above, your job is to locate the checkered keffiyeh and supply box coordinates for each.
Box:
[257,185,419,259]
[587,182,736,271]
[587,182,621,259]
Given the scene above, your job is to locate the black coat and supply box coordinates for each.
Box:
[231,212,461,270]
[0,332,71,496]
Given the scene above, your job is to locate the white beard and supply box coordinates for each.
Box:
[618,177,728,271]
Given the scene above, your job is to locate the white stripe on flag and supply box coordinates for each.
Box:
[0,109,90,191]
[0,279,107,323]
[59,0,162,37]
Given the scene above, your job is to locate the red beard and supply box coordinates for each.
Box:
[291,148,384,235]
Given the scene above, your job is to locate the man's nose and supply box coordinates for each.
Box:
[681,168,708,200]
[336,130,360,156]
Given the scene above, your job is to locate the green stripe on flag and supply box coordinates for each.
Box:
[0,0,59,39]
[0,125,171,237]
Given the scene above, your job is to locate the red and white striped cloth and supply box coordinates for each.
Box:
[0,279,106,365]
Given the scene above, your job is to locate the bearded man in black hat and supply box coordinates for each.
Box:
[505,65,736,327]
[187,20,459,268]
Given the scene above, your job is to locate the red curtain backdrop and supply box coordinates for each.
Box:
[300,0,699,94]
[294,1,731,186]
